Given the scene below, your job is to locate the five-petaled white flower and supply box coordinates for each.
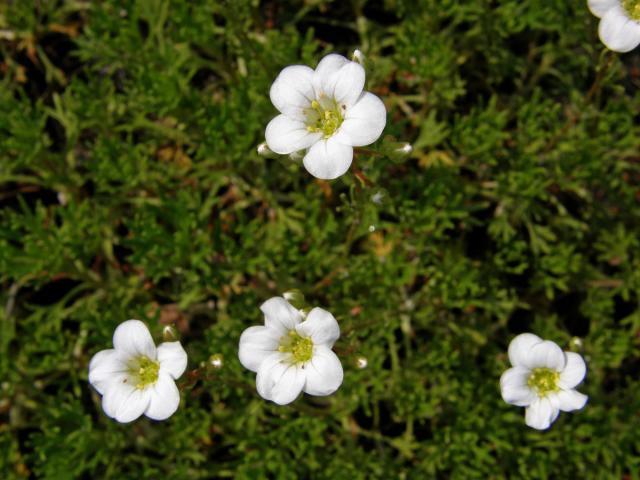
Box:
[588,0,640,52]
[500,333,588,430]
[88,320,187,423]
[239,297,344,405]
[265,53,387,180]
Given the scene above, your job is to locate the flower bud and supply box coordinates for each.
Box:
[209,354,224,369]
[352,49,365,65]
[257,142,278,159]
[289,150,304,162]
[380,135,413,163]
[570,337,583,350]
[389,143,413,162]
[355,356,368,369]
[162,324,179,342]
[370,188,389,206]
[57,191,68,205]
[396,143,412,155]
[283,289,306,310]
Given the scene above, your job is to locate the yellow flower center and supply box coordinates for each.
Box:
[278,331,313,364]
[127,355,160,390]
[305,98,344,139]
[527,367,560,397]
[624,0,640,20]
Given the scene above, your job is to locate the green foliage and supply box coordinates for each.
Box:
[1,0,639,478]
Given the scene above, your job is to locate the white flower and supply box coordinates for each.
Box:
[88,320,188,423]
[500,333,588,430]
[588,0,640,52]
[238,297,344,405]
[265,53,387,180]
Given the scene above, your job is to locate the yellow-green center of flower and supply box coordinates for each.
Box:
[305,98,344,139]
[278,331,313,363]
[127,355,160,390]
[527,367,560,397]
[624,0,640,20]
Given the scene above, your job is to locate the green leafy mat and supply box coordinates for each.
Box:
[1,1,639,478]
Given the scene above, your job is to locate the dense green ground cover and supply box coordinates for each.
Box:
[1,0,639,478]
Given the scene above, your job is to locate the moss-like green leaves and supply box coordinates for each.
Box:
[1,0,639,478]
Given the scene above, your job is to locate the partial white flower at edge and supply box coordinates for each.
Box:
[88,320,188,423]
[265,53,387,180]
[588,0,640,52]
[500,333,588,430]
[239,297,344,405]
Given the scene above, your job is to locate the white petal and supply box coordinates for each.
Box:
[321,62,365,107]
[559,352,587,389]
[115,390,151,423]
[588,0,620,18]
[260,297,303,333]
[303,346,343,396]
[500,367,536,407]
[156,341,188,380]
[270,65,315,119]
[256,352,287,401]
[144,373,181,421]
[102,381,150,423]
[340,92,386,147]
[101,377,127,418]
[269,364,306,405]
[599,5,640,53]
[525,397,560,430]
[302,133,353,180]
[238,325,281,372]
[552,389,588,412]
[88,349,127,395]
[265,114,322,155]
[112,320,156,359]
[295,308,340,347]
[255,352,304,405]
[313,54,350,94]
[508,333,543,367]
[525,341,566,371]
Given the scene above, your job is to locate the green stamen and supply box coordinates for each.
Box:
[623,0,640,21]
[305,98,344,139]
[278,331,313,364]
[527,367,560,397]
[127,356,160,390]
